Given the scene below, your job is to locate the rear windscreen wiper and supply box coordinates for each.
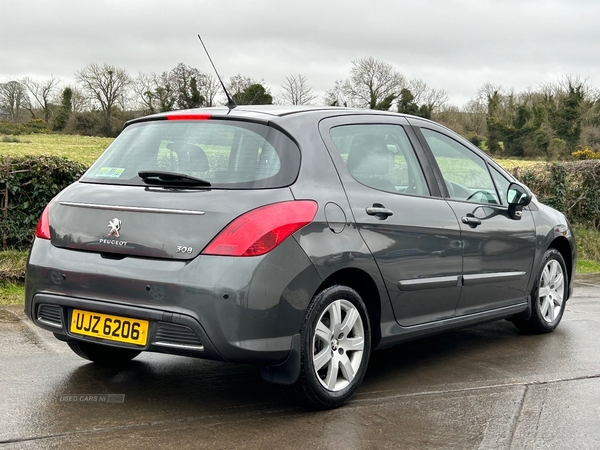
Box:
[138,171,212,187]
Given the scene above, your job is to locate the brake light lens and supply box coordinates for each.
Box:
[36,204,51,240]
[202,201,318,257]
[166,113,212,121]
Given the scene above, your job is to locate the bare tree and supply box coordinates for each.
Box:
[227,74,261,97]
[324,80,351,107]
[461,99,488,136]
[278,74,317,105]
[0,80,28,121]
[540,75,595,98]
[347,57,406,109]
[433,105,466,134]
[198,73,220,107]
[132,72,161,113]
[68,86,90,113]
[476,83,517,125]
[539,75,599,126]
[76,63,131,125]
[21,76,60,121]
[135,65,216,112]
[408,78,449,112]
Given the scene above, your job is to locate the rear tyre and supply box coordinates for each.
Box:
[287,285,371,409]
[67,340,141,365]
[513,248,567,334]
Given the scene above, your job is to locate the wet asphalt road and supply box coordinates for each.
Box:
[1,276,600,449]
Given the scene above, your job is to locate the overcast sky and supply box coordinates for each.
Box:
[1,0,599,107]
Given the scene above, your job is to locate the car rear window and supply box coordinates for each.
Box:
[81,120,300,189]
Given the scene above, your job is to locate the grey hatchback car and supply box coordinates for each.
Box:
[25,105,575,409]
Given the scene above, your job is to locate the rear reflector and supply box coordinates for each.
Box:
[202,201,318,257]
[166,113,212,121]
[36,204,51,240]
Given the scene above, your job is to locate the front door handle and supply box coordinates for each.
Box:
[461,214,482,227]
[366,203,394,220]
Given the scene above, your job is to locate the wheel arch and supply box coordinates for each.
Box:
[316,268,382,349]
[548,235,574,297]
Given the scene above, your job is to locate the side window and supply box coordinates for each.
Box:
[329,124,429,196]
[421,128,499,204]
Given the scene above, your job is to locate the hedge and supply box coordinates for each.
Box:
[0,119,49,136]
[0,155,598,251]
[0,155,86,249]
[510,160,600,228]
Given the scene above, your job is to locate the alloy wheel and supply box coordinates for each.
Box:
[312,299,365,391]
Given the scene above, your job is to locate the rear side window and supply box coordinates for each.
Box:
[81,120,300,189]
[329,124,429,196]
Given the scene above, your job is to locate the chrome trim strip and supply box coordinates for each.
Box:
[462,271,527,286]
[59,201,205,215]
[152,341,204,351]
[37,317,63,329]
[398,275,461,291]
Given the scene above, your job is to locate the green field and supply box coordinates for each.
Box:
[0,134,113,166]
[493,158,546,171]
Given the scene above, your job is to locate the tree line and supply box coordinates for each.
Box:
[437,77,600,158]
[1,57,599,159]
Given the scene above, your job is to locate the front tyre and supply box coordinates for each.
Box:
[289,285,371,409]
[513,248,568,334]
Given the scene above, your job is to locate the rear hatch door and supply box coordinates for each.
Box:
[47,116,301,260]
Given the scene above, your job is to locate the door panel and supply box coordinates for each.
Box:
[448,201,535,314]
[354,192,463,326]
[320,119,463,327]
[416,125,536,314]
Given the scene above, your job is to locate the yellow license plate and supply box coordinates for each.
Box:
[70,309,149,346]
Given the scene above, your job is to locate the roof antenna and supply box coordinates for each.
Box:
[197,35,237,110]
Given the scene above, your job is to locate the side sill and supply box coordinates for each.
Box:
[376,302,528,350]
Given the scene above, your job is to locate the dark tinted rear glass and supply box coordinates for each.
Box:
[81,120,300,189]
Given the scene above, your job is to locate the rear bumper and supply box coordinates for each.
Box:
[30,292,223,359]
[25,237,321,365]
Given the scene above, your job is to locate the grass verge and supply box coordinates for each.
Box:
[0,250,28,281]
[0,250,27,306]
[0,282,24,306]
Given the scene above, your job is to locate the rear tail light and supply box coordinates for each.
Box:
[36,204,51,240]
[202,200,318,257]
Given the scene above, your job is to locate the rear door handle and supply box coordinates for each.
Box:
[366,204,394,220]
[461,214,482,227]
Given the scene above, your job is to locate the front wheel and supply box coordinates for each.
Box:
[513,248,568,333]
[288,285,371,409]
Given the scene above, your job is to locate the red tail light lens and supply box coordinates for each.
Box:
[202,201,318,257]
[36,204,51,240]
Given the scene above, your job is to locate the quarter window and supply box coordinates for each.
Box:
[330,125,429,196]
[489,166,511,205]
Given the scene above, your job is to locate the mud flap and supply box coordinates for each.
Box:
[259,334,301,385]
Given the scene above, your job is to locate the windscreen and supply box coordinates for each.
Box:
[81,120,300,189]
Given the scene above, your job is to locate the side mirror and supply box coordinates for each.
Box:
[507,182,532,220]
